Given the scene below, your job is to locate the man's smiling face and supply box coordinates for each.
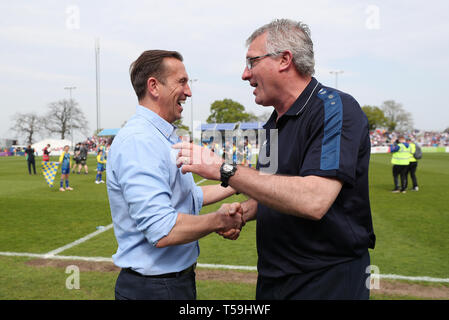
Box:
[241,32,280,107]
[158,58,191,123]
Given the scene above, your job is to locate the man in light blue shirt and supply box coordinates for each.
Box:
[107,50,243,300]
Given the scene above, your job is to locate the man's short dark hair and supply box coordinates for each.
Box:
[129,50,183,101]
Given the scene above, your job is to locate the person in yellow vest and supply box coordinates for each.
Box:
[390,136,410,193]
[406,137,419,191]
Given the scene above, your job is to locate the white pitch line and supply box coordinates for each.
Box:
[27,178,206,259]
[1,251,449,284]
[195,178,208,186]
[379,274,449,283]
[6,176,448,284]
[44,224,113,257]
[44,178,206,257]
[0,252,49,259]
[0,251,113,263]
[197,263,257,271]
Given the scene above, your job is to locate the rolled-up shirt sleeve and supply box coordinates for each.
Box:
[117,134,178,246]
[192,185,204,215]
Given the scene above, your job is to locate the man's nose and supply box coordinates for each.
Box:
[185,84,192,97]
[242,66,251,81]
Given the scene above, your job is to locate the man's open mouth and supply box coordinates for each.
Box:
[177,99,186,107]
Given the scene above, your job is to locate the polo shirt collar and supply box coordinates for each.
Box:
[284,77,320,116]
[136,105,176,139]
[263,77,321,129]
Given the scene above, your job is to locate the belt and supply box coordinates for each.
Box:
[123,263,196,279]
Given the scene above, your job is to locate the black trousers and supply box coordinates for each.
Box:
[406,162,418,189]
[392,165,408,191]
[256,251,370,300]
[115,268,196,300]
[27,160,36,174]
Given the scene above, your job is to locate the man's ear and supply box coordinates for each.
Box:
[146,77,159,98]
[279,50,294,72]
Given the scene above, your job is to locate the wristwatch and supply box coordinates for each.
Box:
[220,163,237,187]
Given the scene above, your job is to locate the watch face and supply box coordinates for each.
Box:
[223,164,233,172]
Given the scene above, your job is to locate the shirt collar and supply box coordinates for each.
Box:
[136,105,176,140]
[284,77,320,116]
[263,77,320,129]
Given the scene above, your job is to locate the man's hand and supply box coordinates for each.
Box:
[216,202,244,240]
[172,142,223,180]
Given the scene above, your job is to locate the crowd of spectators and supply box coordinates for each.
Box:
[81,136,112,153]
[370,130,449,147]
[1,129,448,157]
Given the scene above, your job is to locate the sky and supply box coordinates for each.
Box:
[1,0,449,144]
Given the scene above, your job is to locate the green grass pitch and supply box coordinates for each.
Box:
[0,153,448,299]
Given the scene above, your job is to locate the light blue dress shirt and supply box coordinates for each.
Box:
[106,105,203,275]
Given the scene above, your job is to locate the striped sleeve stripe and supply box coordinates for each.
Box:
[317,89,343,170]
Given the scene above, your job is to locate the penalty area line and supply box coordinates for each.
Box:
[195,178,208,186]
[40,177,206,258]
[43,224,114,257]
[0,251,449,284]
[0,251,113,263]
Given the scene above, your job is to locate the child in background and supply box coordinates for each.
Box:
[42,144,51,162]
[59,145,73,191]
[95,149,107,184]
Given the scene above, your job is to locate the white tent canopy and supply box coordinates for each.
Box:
[32,139,72,156]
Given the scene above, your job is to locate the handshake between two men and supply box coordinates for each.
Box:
[215,202,246,240]
[173,141,247,241]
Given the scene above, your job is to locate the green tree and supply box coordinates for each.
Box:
[361,105,388,131]
[206,99,258,123]
[173,119,190,133]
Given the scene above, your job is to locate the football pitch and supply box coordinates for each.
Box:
[0,153,448,300]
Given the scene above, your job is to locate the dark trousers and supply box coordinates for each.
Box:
[115,268,196,300]
[406,162,418,189]
[27,160,36,174]
[392,165,408,191]
[256,251,370,300]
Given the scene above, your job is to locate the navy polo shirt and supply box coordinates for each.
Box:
[256,77,375,278]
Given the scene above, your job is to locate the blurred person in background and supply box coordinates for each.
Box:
[406,137,419,191]
[390,136,410,193]
[24,144,36,175]
[58,145,73,192]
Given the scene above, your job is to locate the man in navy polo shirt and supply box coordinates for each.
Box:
[174,19,375,299]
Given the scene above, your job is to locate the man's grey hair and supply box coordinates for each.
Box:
[246,19,315,77]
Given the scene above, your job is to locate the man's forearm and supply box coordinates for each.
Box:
[155,212,221,248]
[201,184,236,206]
[229,166,342,221]
[174,142,342,220]
[155,203,243,248]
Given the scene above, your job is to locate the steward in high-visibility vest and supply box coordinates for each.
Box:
[406,138,419,191]
[391,142,411,165]
[409,142,417,163]
[390,136,410,193]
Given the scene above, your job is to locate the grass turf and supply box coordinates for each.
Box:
[0,152,448,299]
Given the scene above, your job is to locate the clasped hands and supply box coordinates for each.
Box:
[216,202,245,240]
